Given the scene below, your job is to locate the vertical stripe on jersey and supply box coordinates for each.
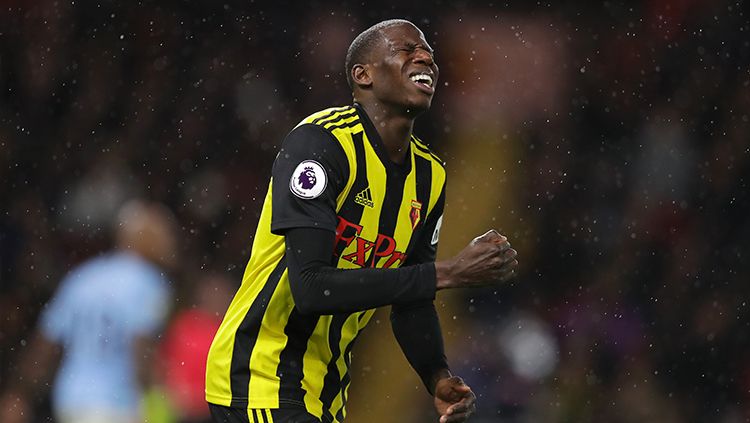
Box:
[230,256,288,407]
[301,315,333,418]
[332,338,357,422]
[318,313,349,422]
[275,309,320,407]
[247,270,294,407]
[403,154,433,257]
[324,312,363,422]
[332,311,372,422]
[371,152,412,268]
[327,118,361,215]
[332,135,357,212]
[413,153,433,225]
[412,145,446,216]
[353,130,387,265]
[428,160,446,215]
[332,130,368,259]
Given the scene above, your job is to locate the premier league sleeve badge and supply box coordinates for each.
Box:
[290,160,327,199]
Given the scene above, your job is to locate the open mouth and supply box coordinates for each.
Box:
[409,72,434,93]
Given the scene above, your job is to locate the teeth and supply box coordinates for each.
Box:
[410,74,433,87]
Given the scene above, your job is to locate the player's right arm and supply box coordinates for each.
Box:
[272,125,517,315]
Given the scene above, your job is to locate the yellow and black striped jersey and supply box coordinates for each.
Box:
[205,104,446,423]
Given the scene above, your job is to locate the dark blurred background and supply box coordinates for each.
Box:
[1,0,749,422]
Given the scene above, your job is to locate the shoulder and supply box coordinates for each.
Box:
[51,254,117,303]
[111,252,168,289]
[283,105,358,147]
[295,105,358,130]
[294,105,363,145]
[411,135,446,172]
[278,123,349,168]
[279,107,357,169]
[62,254,110,286]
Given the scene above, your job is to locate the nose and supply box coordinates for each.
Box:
[413,48,434,66]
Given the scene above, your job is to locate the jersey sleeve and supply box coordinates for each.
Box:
[391,300,449,394]
[271,124,349,234]
[285,227,436,314]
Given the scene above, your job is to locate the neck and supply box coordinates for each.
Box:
[357,100,416,164]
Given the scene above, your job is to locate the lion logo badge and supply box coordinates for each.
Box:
[298,166,317,189]
[290,160,327,199]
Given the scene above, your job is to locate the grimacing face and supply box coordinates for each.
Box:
[368,23,439,113]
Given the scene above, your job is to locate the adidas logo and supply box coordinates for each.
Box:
[354,187,374,208]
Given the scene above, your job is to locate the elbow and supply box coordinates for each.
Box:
[288,265,346,315]
[292,290,336,315]
[291,292,319,315]
[289,272,326,315]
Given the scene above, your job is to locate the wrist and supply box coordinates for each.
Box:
[434,260,454,290]
[429,368,453,394]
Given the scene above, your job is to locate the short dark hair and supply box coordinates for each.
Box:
[344,19,415,90]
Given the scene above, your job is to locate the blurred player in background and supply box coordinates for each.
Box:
[205,19,518,423]
[0,200,177,423]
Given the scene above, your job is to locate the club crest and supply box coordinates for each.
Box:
[409,200,422,229]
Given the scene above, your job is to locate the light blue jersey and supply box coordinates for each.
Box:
[40,251,170,413]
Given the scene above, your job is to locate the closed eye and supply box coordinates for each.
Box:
[392,43,434,57]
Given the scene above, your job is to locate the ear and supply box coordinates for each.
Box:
[351,64,372,88]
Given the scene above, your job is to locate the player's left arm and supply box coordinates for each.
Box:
[391,300,476,423]
[390,188,477,422]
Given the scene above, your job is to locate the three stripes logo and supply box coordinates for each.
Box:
[354,187,374,208]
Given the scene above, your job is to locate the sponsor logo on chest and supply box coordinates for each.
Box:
[333,216,407,268]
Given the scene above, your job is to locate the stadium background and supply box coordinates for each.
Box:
[1,0,749,421]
